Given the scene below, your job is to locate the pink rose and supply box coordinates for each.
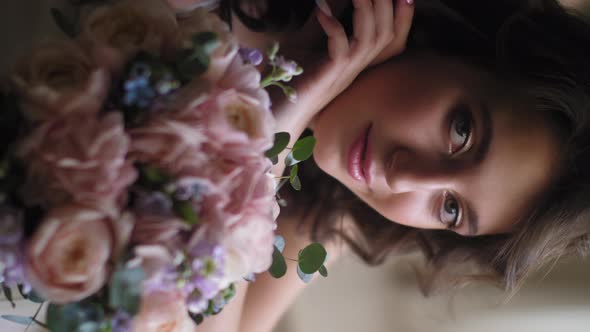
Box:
[166,0,220,13]
[12,39,110,121]
[25,205,133,303]
[133,289,195,332]
[18,113,137,216]
[81,0,177,60]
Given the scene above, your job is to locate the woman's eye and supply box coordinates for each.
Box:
[440,192,461,228]
[449,106,473,154]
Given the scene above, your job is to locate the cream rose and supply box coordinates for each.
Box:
[81,0,177,59]
[25,205,133,303]
[132,289,195,332]
[12,41,110,121]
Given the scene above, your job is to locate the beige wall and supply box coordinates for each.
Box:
[277,254,590,332]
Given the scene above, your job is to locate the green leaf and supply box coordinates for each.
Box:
[274,235,285,253]
[298,243,327,274]
[173,200,200,225]
[189,313,204,325]
[109,267,145,315]
[140,165,169,186]
[292,136,316,162]
[77,321,100,332]
[284,152,297,166]
[1,315,33,326]
[50,8,76,38]
[46,303,82,332]
[318,265,328,278]
[2,285,14,308]
[268,246,287,278]
[296,264,313,284]
[289,165,301,191]
[27,290,45,304]
[265,132,291,159]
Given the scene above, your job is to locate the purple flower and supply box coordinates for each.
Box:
[186,290,209,314]
[0,205,24,245]
[133,191,173,216]
[238,47,263,66]
[0,248,26,287]
[111,310,133,332]
[271,55,303,81]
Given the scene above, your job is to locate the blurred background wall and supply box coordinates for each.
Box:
[1,1,590,332]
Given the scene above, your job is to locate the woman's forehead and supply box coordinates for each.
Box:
[460,103,561,235]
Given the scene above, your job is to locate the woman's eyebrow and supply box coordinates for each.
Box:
[474,100,493,164]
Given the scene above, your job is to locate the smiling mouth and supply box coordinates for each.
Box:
[348,123,372,184]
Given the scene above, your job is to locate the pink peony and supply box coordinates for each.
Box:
[129,115,208,175]
[132,214,190,248]
[132,289,195,332]
[167,8,238,82]
[80,0,177,61]
[25,205,133,303]
[17,113,137,216]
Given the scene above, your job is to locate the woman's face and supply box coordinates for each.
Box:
[311,53,561,236]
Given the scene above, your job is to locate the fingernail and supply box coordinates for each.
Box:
[315,0,333,17]
[406,0,414,5]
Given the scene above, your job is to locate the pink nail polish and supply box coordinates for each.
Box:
[315,0,333,17]
[406,0,414,5]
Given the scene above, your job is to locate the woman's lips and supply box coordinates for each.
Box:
[348,124,372,185]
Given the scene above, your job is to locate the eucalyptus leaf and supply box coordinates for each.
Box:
[173,200,200,225]
[296,264,313,284]
[191,32,220,55]
[47,303,82,332]
[189,313,204,325]
[274,235,286,253]
[284,152,298,166]
[318,265,328,278]
[1,315,33,326]
[298,243,327,274]
[292,136,316,162]
[2,285,14,308]
[77,321,100,332]
[290,174,301,191]
[265,132,291,159]
[268,246,287,278]
[109,267,145,315]
[27,290,45,304]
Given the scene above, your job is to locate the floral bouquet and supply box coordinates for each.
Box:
[0,0,327,331]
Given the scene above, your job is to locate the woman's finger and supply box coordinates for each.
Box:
[373,0,395,44]
[370,0,415,65]
[352,0,376,52]
[316,8,350,59]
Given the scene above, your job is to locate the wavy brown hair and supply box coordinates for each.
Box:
[222,0,590,293]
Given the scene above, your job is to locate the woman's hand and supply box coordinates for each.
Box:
[274,0,415,124]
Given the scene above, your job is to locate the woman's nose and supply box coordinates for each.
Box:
[386,149,455,194]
